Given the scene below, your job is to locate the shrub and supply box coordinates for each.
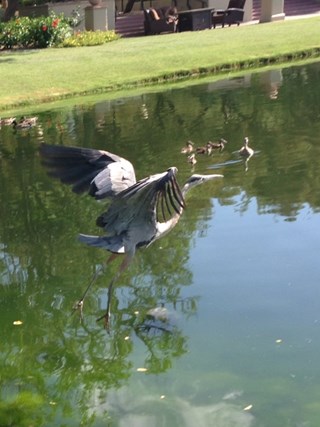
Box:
[0,14,120,49]
[0,13,72,49]
[29,15,72,48]
[60,30,120,47]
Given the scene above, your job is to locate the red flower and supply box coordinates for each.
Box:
[42,25,47,31]
[52,19,59,28]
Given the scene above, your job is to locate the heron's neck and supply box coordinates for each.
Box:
[182,184,191,198]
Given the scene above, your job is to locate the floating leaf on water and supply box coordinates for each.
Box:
[243,404,253,411]
[13,320,23,326]
[49,401,57,406]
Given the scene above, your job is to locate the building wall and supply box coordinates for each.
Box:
[18,0,114,31]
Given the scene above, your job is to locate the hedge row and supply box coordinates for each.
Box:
[0,13,120,49]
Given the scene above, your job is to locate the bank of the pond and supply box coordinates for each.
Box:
[1,16,320,113]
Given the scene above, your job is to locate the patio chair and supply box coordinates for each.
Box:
[143,7,177,35]
[212,0,246,28]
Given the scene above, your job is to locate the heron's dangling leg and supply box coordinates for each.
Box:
[96,252,134,329]
[73,253,119,318]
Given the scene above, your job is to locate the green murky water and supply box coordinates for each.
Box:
[1,61,320,426]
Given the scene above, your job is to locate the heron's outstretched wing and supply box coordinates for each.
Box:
[39,144,136,199]
[40,144,186,253]
[78,168,185,254]
[95,167,185,236]
[78,234,127,253]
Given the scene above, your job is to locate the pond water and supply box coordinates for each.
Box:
[1,61,320,427]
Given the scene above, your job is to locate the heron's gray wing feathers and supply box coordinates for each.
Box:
[96,167,185,237]
[78,234,126,253]
[39,144,136,199]
[78,169,185,254]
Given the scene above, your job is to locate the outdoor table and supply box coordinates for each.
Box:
[177,8,214,32]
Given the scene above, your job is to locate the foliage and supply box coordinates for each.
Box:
[60,30,120,47]
[0,11,118,50]
[20,0,48,5]
[0,13,72,49]
[0,392,45,427]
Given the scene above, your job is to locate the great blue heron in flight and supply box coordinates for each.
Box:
[39,143,223,327]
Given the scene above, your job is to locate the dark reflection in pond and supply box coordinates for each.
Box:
[1,61,320,426]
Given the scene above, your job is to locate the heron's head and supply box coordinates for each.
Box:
[183,173,223,194]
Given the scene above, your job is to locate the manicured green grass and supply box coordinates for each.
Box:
[1,16,320,112]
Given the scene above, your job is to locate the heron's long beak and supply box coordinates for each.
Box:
[202,174,224,181]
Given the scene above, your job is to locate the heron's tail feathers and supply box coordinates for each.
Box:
[78,234,125,254]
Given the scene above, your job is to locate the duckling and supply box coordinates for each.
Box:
[12,119,33,130]
[12,116,38,130]
[0,117,16,126]
[239,137,254,158]
[209,138,228,151]
[187,153,197,166]
[23,116,38,125]
[181,140,194,154]
[196,142,212,155]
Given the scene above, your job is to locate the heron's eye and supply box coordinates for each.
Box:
[189,176,201,184]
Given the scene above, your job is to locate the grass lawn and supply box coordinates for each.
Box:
[1,16,320,113]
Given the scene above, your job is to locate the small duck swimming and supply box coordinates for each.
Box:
[187,153,197,166]
[12,116,38,130]
[181,140,194,154]
[239,137,254,158]
[196,142,212,155]
[0,117,16,126]
[23,116,38,125]
[209,138,228,151]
